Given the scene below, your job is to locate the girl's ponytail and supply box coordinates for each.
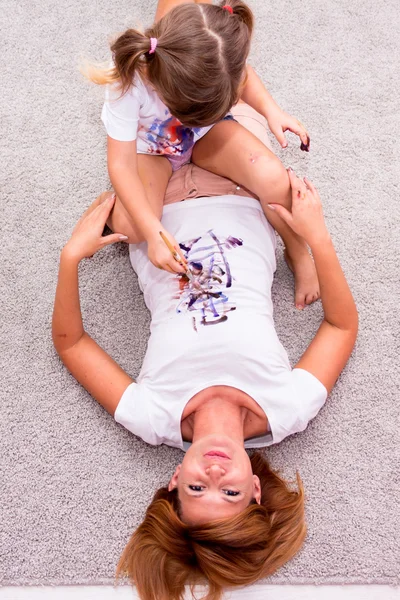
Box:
[110,29,151,94]
[220,0,254,37]
[80,29,153,91]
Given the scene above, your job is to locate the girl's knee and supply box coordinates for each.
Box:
[251,152,287,184]
[267,156,288,184]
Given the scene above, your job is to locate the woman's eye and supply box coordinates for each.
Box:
[189,485,204,492]
[223,490,240,497]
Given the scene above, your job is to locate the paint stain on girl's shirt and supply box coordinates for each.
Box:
[141,116,202,157]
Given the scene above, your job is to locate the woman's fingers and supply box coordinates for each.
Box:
[288,168,307,197]
[304,176,318,197]
[77,194,115,232]
[98,193,116,216]
[267,203,294,226]
[100,232,129,246]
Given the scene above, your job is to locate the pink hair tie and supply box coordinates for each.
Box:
[222,4,233,14]
[149,37,158,54]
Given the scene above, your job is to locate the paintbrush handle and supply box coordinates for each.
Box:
[158,231,198,283]
[159,230,176,255]
[159,230,188,268]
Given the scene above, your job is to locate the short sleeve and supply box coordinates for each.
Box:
[114,382,160,445]
[101,82,141,142]
[291,368,328,430]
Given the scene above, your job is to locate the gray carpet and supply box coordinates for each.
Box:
[1,0,399,587]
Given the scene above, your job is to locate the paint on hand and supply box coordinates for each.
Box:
[300,135,310,152]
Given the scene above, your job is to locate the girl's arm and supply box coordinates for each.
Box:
[240,65,282,121]
[107,137,162,241]
[269,170,358,393]
[107,137,186,273]
[240,65,310,150]
[52,197,133,416]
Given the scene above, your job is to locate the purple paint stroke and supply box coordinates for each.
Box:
[174,230,243,329]
[208,230,232,287]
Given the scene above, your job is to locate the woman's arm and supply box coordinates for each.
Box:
[268,170,358,393]
[240,65,310,150]
[52,197,133,416]
[295,237,358,392]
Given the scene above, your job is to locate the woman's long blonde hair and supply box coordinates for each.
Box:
[116,452,306,600]
[82,0,254,127]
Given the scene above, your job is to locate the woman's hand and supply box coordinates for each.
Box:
[63,195,128,262]
[267,109,310,151]
[267,169,329,247]
[147,228,188,274]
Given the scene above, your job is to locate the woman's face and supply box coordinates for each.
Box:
[168,435,261,525]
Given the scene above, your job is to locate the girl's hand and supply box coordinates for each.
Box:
[266,109,310,151]
[267,169,329,247]
[147,228,188,274]
[63,195,128,262]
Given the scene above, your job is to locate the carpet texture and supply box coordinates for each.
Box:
[1,0,399,587]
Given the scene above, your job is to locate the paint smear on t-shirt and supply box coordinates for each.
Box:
[173,230,243,331]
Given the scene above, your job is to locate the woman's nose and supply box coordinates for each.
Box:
[205,464,226,479]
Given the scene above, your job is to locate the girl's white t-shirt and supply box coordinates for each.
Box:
[101,74,212,156]
[115,195,328,450]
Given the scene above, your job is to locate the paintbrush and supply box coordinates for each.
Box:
[159,231,196,282]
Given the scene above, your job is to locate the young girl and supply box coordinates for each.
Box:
[84,0,319,308]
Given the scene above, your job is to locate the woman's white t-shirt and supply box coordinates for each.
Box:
[115,195,328,450]
[101,74,212,157]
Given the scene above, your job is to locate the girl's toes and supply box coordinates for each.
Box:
[305,292,320,305]
[295,292,305,310]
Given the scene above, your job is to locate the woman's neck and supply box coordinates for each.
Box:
[191,397,246,444]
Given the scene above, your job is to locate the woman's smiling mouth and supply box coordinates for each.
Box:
[204,451,231,459]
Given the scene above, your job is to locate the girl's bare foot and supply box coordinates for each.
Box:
[284,248,320,310]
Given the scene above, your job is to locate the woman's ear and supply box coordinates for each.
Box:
[168,464,181,491]
[253,474,261,504]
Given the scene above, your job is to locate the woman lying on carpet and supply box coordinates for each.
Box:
[52,104,358,599]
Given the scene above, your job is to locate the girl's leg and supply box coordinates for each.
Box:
[191,120,319,308]
[82,155,172,244]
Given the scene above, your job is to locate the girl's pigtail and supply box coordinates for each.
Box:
[219,0,254,36]
[80,28,153,90]
[79,59,119,87]
[111,29,153,94]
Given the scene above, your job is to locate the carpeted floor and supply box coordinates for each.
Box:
[1,0,399,587]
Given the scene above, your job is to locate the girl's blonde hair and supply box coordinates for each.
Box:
[82,0,254,127]
[116,452,306,600]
